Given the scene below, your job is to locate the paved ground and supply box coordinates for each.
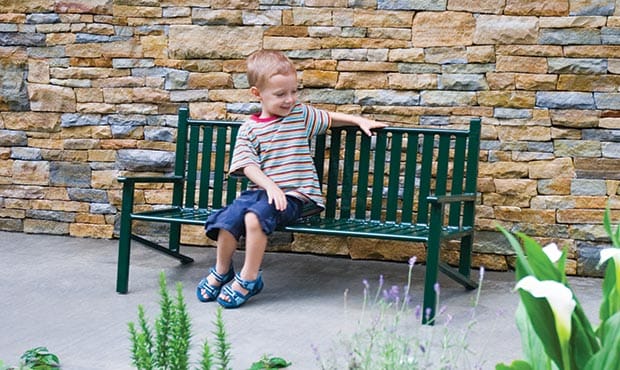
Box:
[0,231,604,369]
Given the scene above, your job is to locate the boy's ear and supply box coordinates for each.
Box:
[250,86,261,98]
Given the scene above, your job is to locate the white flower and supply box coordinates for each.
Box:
[598,248,620,267]
[515,276,576,343]
[542,243,562,263]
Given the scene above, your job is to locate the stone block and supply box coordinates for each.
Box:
[291,233,349,255]
[348,238,426,262]
[412,11,475,47]
[515,74,558,90]
[529,157,575,179]
[388,73,437,90]
[478,91,535,108]
[602,142,620,158]
[354,89,420,106]
[0,130,28,146]
[116,149,175,171]
[439,73,488,91]
[474,15,538,44]
[420,91,476,106]
[478,161,529,179]
[536,91,595,109]
[28,83,76,112]
[594,93,620,109]
[505,0,569,16]
[24,219,69,234]
[69,222,114,238]
[558,75,620,92]
[539,28,601,45]
[538,178,572,195]
[447,0,504,14]
[569,0,615,16]
[169,25,262,59]
[497,55,548,73]
[554,140,601,157]
[50,162,91,187]
[571,179,608,195]
[13,160,50,185]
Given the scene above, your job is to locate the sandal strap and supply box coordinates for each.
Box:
[210,265,234,283]
[234,272,262,292]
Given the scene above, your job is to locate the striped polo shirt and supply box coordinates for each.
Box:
[229,103,331,212]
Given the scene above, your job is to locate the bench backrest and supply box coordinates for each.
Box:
[174,107,481,228]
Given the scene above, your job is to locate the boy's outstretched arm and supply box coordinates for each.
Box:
[242,164,288,211]
[329,111,388,136]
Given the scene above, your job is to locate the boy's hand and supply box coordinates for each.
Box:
[265,183,288,211]
[356,116,389,136]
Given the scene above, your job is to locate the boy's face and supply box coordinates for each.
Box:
[251,72,298,119]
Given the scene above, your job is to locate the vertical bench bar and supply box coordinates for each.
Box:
[400,133,418,224]
[355,134,372,220]
[385,132,402,222]
[370,131,387,221]
[339,128,357,219]
[198,125,214,209]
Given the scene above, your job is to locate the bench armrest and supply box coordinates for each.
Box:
[426,193,477,205]
[118,175,184,185]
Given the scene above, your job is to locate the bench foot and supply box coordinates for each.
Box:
[131,234,195,264]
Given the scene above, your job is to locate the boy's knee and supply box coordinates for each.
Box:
[244,212,262,231]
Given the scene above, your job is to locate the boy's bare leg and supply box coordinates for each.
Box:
[204,229,236,287]
[220,211,267,299]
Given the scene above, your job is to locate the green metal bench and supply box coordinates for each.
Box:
[116,107,481,324]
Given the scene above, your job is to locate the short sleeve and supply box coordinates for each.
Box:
[228,124,259,177]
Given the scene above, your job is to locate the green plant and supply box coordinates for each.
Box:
[128,272,290,370]
[0,347,60,370]
[248,356,291,370]
[496,206,620,370]
[314,257,485,369]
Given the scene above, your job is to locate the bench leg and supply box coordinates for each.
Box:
[116,184,134,294]
[422,237,440,325]
[459,234,473,277]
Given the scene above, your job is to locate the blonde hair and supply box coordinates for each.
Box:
[247,49,296,89]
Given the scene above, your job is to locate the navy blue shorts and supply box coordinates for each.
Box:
[204,190,303,241]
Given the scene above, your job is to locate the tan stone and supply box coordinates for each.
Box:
[557,209,610,224]
[188,72,233,89]
[336,72,387,89]
[505,0,568,15]
[558,75,620,92]
[2,112,61,132]
[264,26,309,37]
[69,223,114,238]
[170,25,263,59]
[92,170,120,189]
[496,55,547,73]
[529,158,575,179]
[353,9,413,27]
[112,5,160,17]
[388,73,437,90]
[550,110,600,128]
[301,70,338,88]
[24,219,69,235]
[142,35,167,59]
[539,16,606,28]
[486,73,515,90]
[264,36,322,50]
[478,161,529,179]
[291,233,349,255]
[180,225,213,246]
[495,206,556,223]
[12,160,49,185]
[337,61,398,72]
[412,11,475,47]
[75,213,106,224]
[188,102,228,120]
[497,126,551,141]
[600,118,620,129]
[208,89,255,103]
[474,15,538,45]
[515,74,557,90]
[28,84,76,113]
[564,46,620,58]
[27,60,50,84]
[0,0,54,13]
[292,7,333,26]
[467,45,496,63]
[477,91,536,108]
[496,44,563,57]
[348,238,426,262]
[388,48,425,62]
[447,0,504,14]
[494,178,538,196]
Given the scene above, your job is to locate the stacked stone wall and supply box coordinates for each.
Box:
[1,0,620,275]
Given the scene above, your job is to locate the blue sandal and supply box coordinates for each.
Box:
[217,272,264,309]
[196,265,234,302]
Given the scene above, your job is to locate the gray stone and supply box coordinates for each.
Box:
[26,210,75,223]
[0,63,30,111]
[286,49,331,59]
[442,64,496,74]
[169,90,209,102]
[242,10,281,26]
[144,127,175,142]
[494,108,532,119]
[11,148,42,160]
[23,219,68,235]
[0,24,18,32]
[576,242,609,277]
[539,28,601,45]
[398,63,442,74]
[60,114,105,127]
[594,93,620,109]
[227,102,261,115]
[0,32,46,46]
[135,25,167,36]
[341,27,367,38]
[554,140,601,157]
[26,13,60,24]
[420,116,450,126]
[146,115,177,128]
[299,89,356,105]
[379,0,446,10]
[332,49,368,61]
[602,27,620,44]
[107,114,147,127]
[115,26,134,37]
[512,223,570,239]
[439,74,488,91]
[116,149,175,171]
[571,179,607,195]
[583,128,620,142]
[132,67,173,78]
[602,142,620,158]
[420,91,477,106]
[50,162,92,188]
[67,188,108,203]
[26,46,65,58]
[75,33,110,43]
[570,0,615,16]
[354,89,420,106]
[536,92,595,109]
[164,69,189,90]
[90,203,116,214]
[472,230,514,255]
[528,142,554,152]
[547,58,607,74]
[0,218,22,232]
[112,58,155,69]
[111,124,140,138]
[0,130,28,146]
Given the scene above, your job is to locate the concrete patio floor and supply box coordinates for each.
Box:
[0,231,604,369]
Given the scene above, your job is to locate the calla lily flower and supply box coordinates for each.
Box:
[542,243,562,263]
[598,248,620,267]
[515,276,576,344]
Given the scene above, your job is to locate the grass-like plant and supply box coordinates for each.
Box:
[496,206,620,370]
[313,257,486,369]
[128,272,290,370]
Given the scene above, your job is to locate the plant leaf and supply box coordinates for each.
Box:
[495,360,534,370]
[584,312,620,370]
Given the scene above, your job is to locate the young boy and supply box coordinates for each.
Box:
[196,49,387,308]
